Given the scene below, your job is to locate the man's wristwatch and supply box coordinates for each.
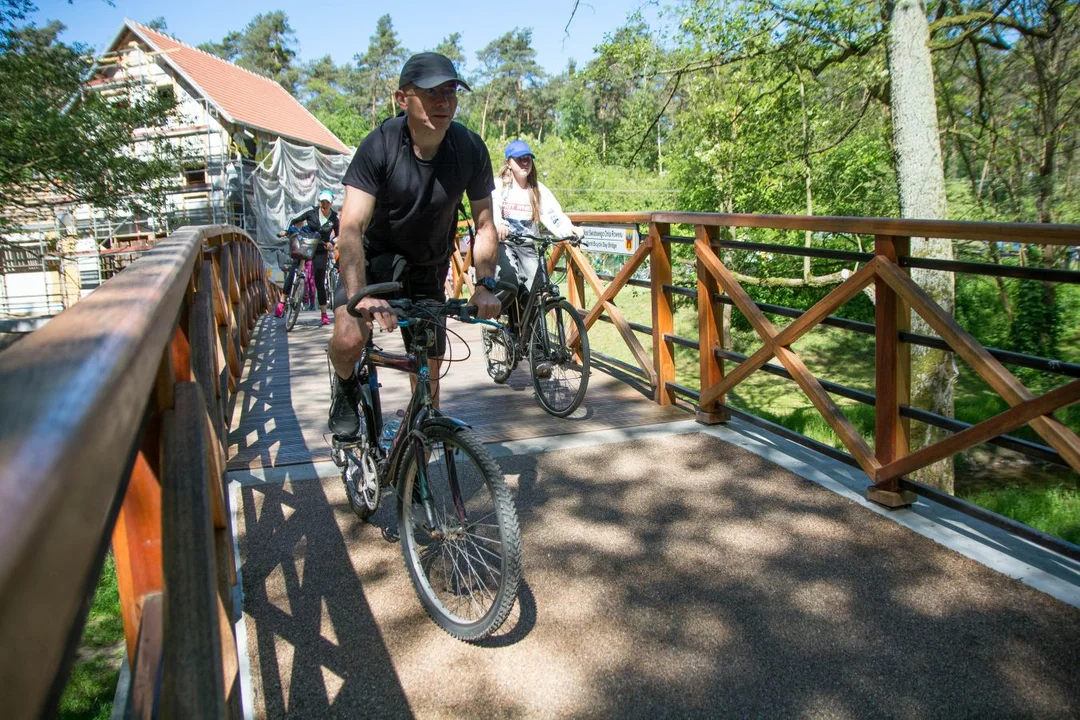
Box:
[476,276,497,292]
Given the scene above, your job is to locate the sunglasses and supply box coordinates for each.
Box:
[413,85,459,100]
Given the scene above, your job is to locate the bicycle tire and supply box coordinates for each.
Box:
[326,266,338,311]
[397,423,522,642]
[481,325,515,384]
[529,298,590,417]
[285,273,304,331]
[342,385,380,519]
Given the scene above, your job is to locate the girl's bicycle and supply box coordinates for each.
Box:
[329,283,522,642]
[482,232,591,417]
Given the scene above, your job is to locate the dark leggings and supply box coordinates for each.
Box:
[283,253,329,306]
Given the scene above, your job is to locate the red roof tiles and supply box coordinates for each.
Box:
[125,22,350,154]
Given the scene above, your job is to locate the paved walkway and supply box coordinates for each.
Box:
[226,312,1080,718]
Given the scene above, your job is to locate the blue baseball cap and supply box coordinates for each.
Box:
[504,140,533,159]
[318,189,334,203]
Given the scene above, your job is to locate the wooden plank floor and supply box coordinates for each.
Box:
[227,311,689,470]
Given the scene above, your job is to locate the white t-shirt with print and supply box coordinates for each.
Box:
[492,178,576,238]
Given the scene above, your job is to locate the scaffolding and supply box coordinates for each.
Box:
[1,35,344,318]
[1,42,263,316]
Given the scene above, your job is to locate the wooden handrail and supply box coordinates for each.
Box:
[0,225,270,719]
[649,211,1080,245]
[544,211,1080,513]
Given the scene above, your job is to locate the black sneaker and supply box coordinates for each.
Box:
[329,373,361,437]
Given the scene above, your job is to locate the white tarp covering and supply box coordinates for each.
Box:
[251,137,354,275]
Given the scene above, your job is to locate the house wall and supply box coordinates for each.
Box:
[0,271,66,317]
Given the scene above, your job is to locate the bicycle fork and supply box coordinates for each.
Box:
[410,429,468,539]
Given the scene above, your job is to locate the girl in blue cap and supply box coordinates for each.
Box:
[492,140,583,298]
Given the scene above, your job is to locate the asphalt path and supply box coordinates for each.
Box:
[236,433,1080,718]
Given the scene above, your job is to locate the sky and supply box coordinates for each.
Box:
[34,0,660,76]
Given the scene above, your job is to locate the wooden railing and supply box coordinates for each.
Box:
[449,212,1080,545]
[0,226,274,719]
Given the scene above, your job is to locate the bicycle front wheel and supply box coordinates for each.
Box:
[397,424,522,642]
[326,266,338,311]
[285,273,304,331]
[529,298,590,417]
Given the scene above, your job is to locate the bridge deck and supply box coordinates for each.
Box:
[227,312,687,470]
[225,312,1080,718]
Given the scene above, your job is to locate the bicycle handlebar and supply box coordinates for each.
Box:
[345,282,498,327]
[504,232,585,248]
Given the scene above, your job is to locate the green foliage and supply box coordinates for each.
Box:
[475,28,545,140]
[313,107,367,148]
[1010,279,1061,358]
[0,10,180,232]
[955,274,1012,349]
[485,134,675,214]
[432,33,466,74]
[354,15,408,130]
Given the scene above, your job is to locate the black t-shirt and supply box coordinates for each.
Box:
[289,207,339,254]
[342,115,494,267]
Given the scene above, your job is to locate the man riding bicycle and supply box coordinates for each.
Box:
[276,189,339,326]
[328,52,502,437]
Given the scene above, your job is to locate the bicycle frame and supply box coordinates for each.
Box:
[505,238,568,360]
[354,324,464,529]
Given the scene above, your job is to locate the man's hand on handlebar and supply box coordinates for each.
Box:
[470,286,502,320]
[355,295,397,332]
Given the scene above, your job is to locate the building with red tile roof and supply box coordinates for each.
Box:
[108,21,349,154]
[1,20,354,316]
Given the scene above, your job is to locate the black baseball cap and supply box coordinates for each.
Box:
[398,52,471,91]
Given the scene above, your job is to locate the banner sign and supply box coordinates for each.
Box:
[580,224,640,255]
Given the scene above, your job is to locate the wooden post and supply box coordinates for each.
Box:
[696,224,729,423]
[112,421,164,661]
[566,249,586,313]
[160,382,227,718]
[650,221,676,405]
[869,234,915,508]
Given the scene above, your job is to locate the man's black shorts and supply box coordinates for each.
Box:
[334,255,450,357]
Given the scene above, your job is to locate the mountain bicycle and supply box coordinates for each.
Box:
[283,226,319,331]
[482,232,591,417]
[329,283,522,641]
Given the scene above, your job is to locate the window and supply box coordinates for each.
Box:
[183,167,207,187]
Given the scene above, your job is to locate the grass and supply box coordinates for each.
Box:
[58,553,125,720]
[959,486,1080,545]
[565,273,1080,544]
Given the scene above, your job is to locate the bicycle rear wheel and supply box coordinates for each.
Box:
[529,298,590,417]
[481,324,515,384]
[397,424,522,642]
[285,273,304,331]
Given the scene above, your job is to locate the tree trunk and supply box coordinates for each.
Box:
[481,91,491,139]
[887,0,957,494]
